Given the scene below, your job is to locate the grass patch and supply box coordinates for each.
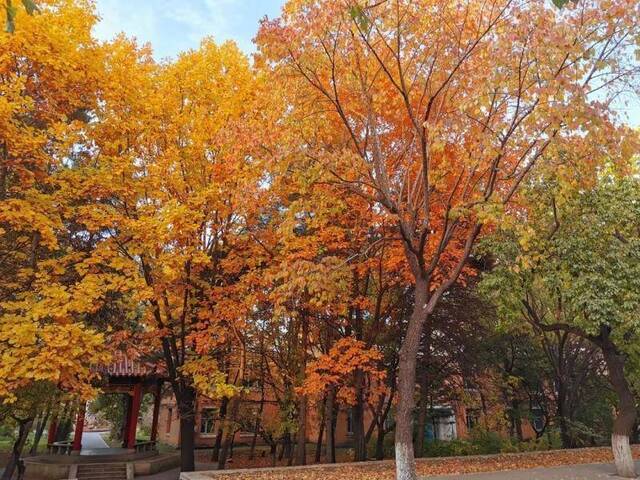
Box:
[0,437,13,453]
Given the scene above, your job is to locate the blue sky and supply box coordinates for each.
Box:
[92,0,284,59]
[92,1,638,126]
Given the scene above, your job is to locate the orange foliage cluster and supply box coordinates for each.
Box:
[302,337,386,405]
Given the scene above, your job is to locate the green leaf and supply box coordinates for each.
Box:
[21,0,38,15]
[349,4,369,31]
[5,0,38,33]
[552,0,575,8]
[5,3,17,33]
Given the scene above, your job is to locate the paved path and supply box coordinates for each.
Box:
[137,463,208,479]
[426,460,640,479]
[81,431,110,449]
[80,430,130,456]
[139,461,640,480]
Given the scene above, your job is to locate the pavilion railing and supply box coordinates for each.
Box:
[47,441,73,455]
[134,440,157,453]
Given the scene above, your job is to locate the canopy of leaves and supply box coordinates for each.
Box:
[480,171,640,356]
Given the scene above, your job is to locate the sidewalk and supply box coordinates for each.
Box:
[427,460,638,479]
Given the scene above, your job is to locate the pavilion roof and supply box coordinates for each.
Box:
[99,354,163,378]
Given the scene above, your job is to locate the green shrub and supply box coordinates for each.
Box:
[419,427,559,458]
[0,424,13,437]
[509,433,558,453]
[468,428,504,454]
[366,432,395,459]
[422,439,478,457]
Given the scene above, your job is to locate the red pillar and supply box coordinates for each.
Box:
[125,383,143,449]
[72,403,86,453]
[121,394,131,448]
[47,417,58,444]
[150,382,162,443]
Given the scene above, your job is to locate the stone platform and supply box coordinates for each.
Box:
[23,451,180,479]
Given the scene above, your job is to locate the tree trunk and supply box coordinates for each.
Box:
[602,342,637,478]
[395,281,428,480]
[296,394,308,465]
[249,382,266,461]
[314,405,325,463]
[325,388,336,463]
[270,443,277,466]
[558,417,572,449]
[414,371,429,457]
[1,418,33,480]
[375,422,385,460]
[55,403,71,442]
[512,399,523,442]
[353,368,366,461]
[277,434,285,461]
[287,433,294,466]
[396,349,418,480]
[249,418,260,461]
[278,433,292,464]
[217,396,240,470]
[30,408,50,455]
[211,397,228,462]
[557,389,573,449]
[296,313,309,465]
[352,298,366,462]
[177,386,196,473]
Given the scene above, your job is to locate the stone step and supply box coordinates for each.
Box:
[78,466,127,471]
[76,462,128,480]
[77,473,126,476]
[77,473,127,480]
[77,468,127,474]
[77,475,126,478]
[77,474,127,480]
[77,471,127,475]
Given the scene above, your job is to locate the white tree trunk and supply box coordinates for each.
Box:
[612,433,636,478]
[395,441,417,480]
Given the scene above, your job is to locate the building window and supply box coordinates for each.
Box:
[531,407,545,433]
[466,409,480,430]
[200,408,217,435]
[346,408,354,434]
[166,408,173,434]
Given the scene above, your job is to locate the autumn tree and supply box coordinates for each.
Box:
[257,1,639,477]
[64,36,265,471]
[266,183,353,465]
[0,3,114,476]
[257,195,353,465]
[266,154,413,463]
[481,171,640,477]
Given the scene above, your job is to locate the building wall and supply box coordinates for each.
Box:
[158,399,180,446]
[158,390,539,449]
[158,394,374,449]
